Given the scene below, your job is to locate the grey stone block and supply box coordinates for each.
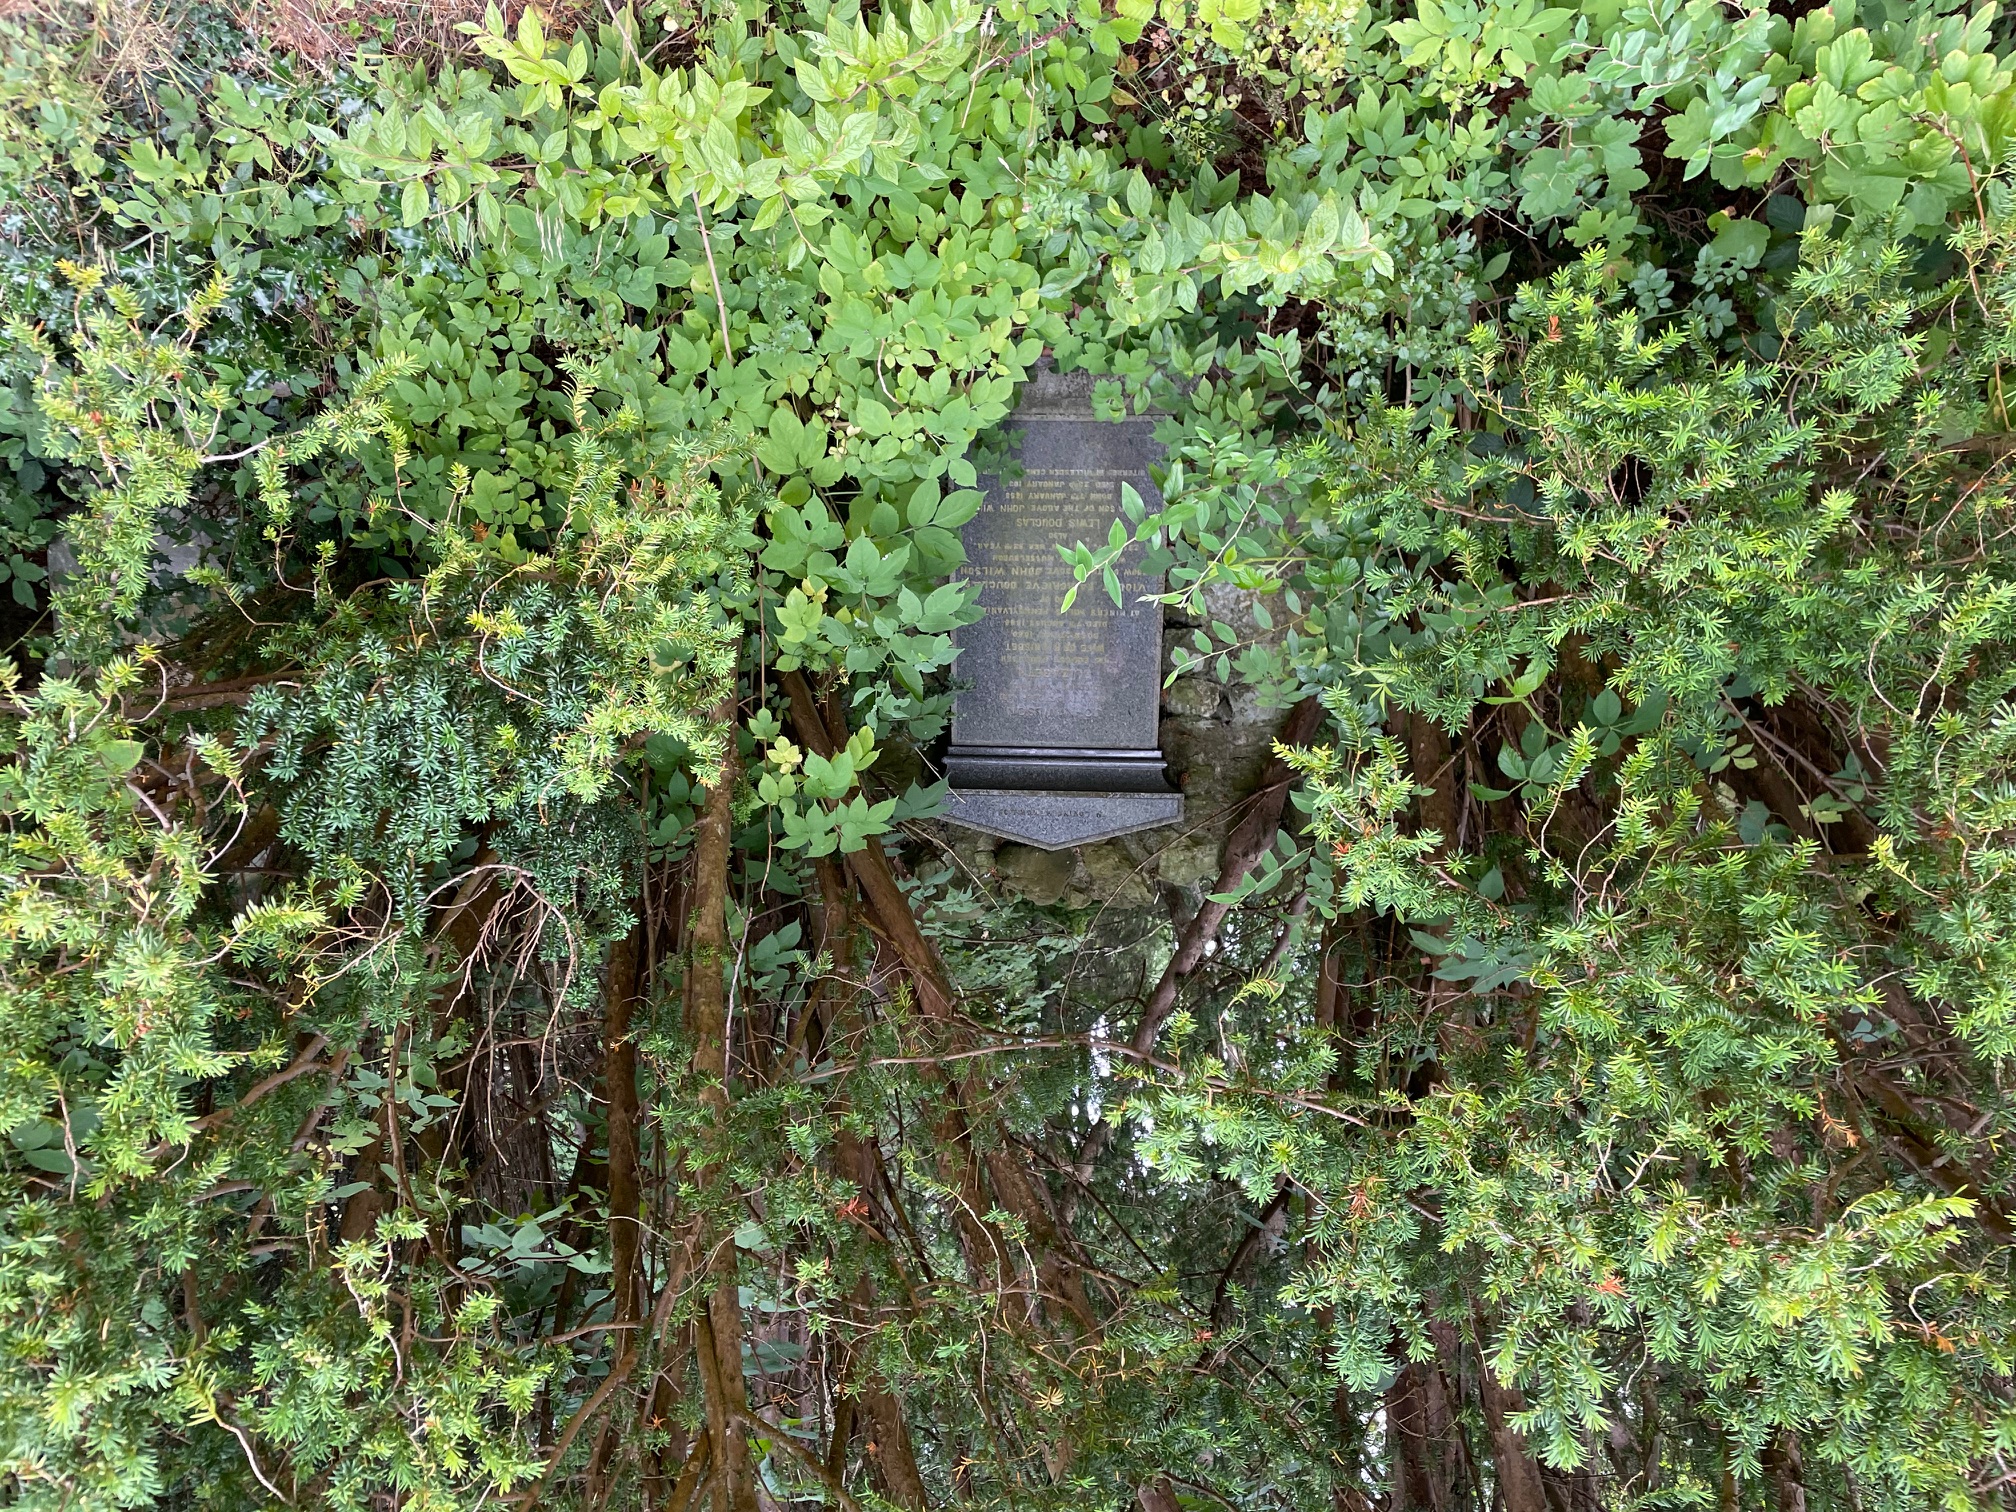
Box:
[993,843,1075,905]
[943,789,1184,850]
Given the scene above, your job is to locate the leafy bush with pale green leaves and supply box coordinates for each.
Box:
[7,0,2016,1508]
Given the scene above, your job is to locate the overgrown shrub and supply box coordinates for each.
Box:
[4,0,2016,1508]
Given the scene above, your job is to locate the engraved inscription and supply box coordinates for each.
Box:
[950,417,1165,755]
[968,466,1137,713]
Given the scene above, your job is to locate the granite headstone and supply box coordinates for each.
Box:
[942,369,1182,850]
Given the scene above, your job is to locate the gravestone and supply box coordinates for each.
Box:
[942,369,1182,850]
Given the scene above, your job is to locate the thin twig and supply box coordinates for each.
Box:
[692,192,733,366]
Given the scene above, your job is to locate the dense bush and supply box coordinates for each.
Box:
[4,0,2016,1508]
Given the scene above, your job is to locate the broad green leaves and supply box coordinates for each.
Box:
[15,2,2016,1508]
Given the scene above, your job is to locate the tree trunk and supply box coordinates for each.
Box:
[1474,1364,1547,1512]
[1124,694,1324,1061]
[684,700,761,1512]
[604,924,645,1336]
[1386,1357,1455,1511]
[1763,1429,1808,1512]
[780,671,954,1017]
[822,881,929,1512]
[638,1318,695,1510]
[1540,1461,1603,1512]
[587,924,646,1493]
[1314,916,1345,1049]
[862,1384,927,1510]
[1402,710,1458,856]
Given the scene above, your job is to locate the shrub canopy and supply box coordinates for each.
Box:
[4,0,2016,1508]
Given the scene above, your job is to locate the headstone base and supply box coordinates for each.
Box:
[945,745,1174,792]
[943,788,1183,850]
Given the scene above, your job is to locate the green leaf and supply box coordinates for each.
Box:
[855,397,893,437]
[1127,169,1152,219]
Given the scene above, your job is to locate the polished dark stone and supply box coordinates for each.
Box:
[944,369,1182,851]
